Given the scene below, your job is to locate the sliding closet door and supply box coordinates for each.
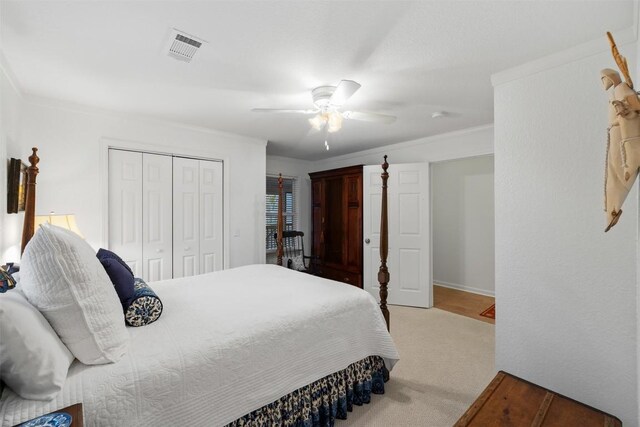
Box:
[199,160,223,273]
[142,154,173,281]
[173,157,200,278]
[108,149,143,277]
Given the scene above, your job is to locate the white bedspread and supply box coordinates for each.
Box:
[1,265,399,426]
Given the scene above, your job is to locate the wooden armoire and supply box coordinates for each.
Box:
[309,165,363,288]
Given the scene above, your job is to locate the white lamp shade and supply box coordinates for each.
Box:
[34,214,84,238]
[308,114,326,130]
[327,112,343,133]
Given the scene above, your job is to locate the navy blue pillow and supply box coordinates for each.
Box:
[97,248,134,276]
[98,257,135,310]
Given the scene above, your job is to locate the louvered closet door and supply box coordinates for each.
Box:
[199,160,223,273]
[142,154,173,281]
[108,149,143,277]
[173,157,200,278]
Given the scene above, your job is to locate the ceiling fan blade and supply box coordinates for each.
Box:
[329,80,361,106]
[342,111,396,124]
[251,108,318,114]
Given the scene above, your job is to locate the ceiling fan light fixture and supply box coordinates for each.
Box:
[251,79,396,151]
[309,114,326,130]
[327,112,343,133]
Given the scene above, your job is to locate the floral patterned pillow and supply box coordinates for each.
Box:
[125,278,163,327]
[290,255,306,272]
[0,266,16,293]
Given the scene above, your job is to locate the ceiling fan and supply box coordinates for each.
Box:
[251,80,396,150]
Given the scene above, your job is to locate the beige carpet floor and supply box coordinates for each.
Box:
[345,306,496,426]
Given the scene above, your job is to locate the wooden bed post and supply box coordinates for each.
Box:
[276,174,284,266]
[378,155,390,330]
[20,147,40,255]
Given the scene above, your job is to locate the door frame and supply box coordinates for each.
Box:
[364,162,432,308]
[100,138,229,269]
[429,153,495,303]
[364,151,495,309]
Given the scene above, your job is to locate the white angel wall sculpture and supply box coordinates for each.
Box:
[602,32,640,232]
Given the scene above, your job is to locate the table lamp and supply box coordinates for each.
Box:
[34,212,84,238]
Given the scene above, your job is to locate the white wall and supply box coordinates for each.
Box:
[0,56,25,262]
[432,156,494,296]
[493,40,638,425]
[266,155,313,261]
[3,92,267,268]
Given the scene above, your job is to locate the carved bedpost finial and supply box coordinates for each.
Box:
[21,147,40,255]
[378,155,390,330]
[276,173,284,267]
[29,147,40,170]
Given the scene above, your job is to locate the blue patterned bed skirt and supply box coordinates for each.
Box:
[227,356,388,427]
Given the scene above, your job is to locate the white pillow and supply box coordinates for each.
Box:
[20,224,128,365]
[0,289,74,400]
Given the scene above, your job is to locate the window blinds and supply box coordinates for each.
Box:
[266,176,297,250]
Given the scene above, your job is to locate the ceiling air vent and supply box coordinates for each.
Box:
[166,29,206,63]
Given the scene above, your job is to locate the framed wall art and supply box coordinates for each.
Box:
[7,158,26,214]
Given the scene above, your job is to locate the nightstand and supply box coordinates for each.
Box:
[15,403,83,427]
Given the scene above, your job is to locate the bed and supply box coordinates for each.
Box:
[1,148,398,426]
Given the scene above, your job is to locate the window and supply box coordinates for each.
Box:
[266,176,297,251]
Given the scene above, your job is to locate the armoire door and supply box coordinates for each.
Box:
[309,165,363,288]
[311,179,324,262]
[173,157,200,278]
[142,153,173,281]
[108,149,143,277]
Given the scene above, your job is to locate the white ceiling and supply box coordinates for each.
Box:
[0,1,634,160]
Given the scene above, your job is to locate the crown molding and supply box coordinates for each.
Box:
[312,123,494,165]
[266,154,313,165]
[492,25,637,87]
[23,94,267,147]
[0,50,23,98]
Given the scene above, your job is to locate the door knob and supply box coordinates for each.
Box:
[365,238,370,244]
[156,249,163,253]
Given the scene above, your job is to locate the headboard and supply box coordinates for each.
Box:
[20,147,40,254]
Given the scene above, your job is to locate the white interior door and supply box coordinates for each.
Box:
[108,149,143,277]
[142,153,173,281]
[363,162,431,308]
[199,160,223,273]
[173,157,200,278]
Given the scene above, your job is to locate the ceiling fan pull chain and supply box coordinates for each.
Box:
[324,122,330,150]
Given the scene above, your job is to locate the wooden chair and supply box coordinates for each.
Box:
[273,230,318,274]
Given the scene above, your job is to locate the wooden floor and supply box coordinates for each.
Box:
[433,284,495,324]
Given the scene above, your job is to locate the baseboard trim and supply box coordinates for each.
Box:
[434,281,495,297]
